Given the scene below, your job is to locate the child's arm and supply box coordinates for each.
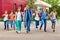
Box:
[9,13,12,16]
[47,13,51,20]
[56,13,58,19]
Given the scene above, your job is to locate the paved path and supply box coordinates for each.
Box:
[0,20,60,40]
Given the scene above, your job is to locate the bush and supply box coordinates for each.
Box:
[49,5,60,19]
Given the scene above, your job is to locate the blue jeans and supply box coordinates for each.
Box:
[51,19,56,23]
[35,20,39,28]
[40,19,47,30]
[24,21,31,32]
[10,20,15,28]
[4,20,9,30]
[51,19,56,27]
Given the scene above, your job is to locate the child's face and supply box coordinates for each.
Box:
[5,11,8,14]
[11,12,13,14]
[53,8,56,12]
[18,8,21,12]
[35,11,38,14]
[25,5,29,9]
[43,8,46,12]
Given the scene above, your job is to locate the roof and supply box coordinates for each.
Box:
[35,0,52,7]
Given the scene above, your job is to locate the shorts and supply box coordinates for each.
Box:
[51,19,56,23]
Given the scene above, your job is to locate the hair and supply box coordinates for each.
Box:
[10,10,15,14]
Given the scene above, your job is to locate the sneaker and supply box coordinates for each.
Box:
[39,27,41,30]
[44,30,47,32]
[36,28,38,31]
[4,28,6,30]
[53,30,55,32]
[18,31,21,33]
[26,31,30,33]
[16,31,18,34]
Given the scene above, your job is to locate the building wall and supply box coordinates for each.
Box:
[0,0,2,18]
[1,0,27,18]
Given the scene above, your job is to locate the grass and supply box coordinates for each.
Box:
[0,18,3,22]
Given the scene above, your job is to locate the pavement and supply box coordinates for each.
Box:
[0,20,60,40]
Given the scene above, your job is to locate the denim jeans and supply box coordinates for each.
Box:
[24,21,31,32]
[40,19,47,30]
[4,20,9,30]
[35,20,39,28]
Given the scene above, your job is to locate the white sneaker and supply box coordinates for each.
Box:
[18,31,21,33]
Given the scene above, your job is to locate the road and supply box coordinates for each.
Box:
[0,20,60,40]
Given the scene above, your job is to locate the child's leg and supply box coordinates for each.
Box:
[16,20,18,31]
[26,21,31,33]
[13,20,15,30]
[18,21,22,31]
[54,23,56,29]
[44,19,47,32]
[10,21,12,28]
[52,19,56,32]
[4,21,6,30]
[6,20,9,30]
[53,22,56,32]
[40,20,43,30]
[24,22,27,29]
[51,23,54,29]
[51,20,54,29]
[35,20,39,29]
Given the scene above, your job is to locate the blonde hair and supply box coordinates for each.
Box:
[25,5,29,9]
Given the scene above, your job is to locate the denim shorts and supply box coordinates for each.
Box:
[51,19,56,23]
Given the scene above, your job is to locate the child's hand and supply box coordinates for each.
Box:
[49,17,52,20]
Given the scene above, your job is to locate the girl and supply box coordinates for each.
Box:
[15,7,22,33]
[9,11,15,30]
[50,7,57,32]
[39,8,48,32]
[35,10,40,30]
[2,10,9,30]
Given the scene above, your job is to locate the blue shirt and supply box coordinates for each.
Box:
[41,12,47,19]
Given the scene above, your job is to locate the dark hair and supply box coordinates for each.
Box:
[10,10,15,14]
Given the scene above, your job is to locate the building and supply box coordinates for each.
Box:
[35,0,51,12]
[0,0,27,18]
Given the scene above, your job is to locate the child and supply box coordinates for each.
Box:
[9,11,15,30]
[24,5,33,33]
[15,7,22,33]
[39,8,48,32]
[35,10,40,30]
[50,7,57,32]
[2,10,9,30]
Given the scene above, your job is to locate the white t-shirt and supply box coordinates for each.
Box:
[50,12,57,19]
[4,14,8,21]
[16,12,22,20]
[35,14,40,20]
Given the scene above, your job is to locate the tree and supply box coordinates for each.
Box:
[43,0,60,18]
[28,0,36,8]
[43,0,60,6]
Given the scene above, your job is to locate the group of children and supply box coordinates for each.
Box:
[35,7,57,32]
[2,7,22,33]
[2,5,57,34]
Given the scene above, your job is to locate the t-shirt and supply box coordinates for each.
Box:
[35,13,40,20]
[41,12,47,19]
[50,12,57,20]
[4,14,8,21]
[16,12,22,20]
[9,14,15,21]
